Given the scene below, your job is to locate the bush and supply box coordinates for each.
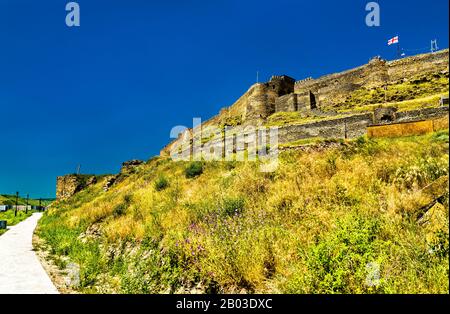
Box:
[185,162,203,179]
[154,175,169,191]
[285,214,388,293]
[221,196,246,216]
[113,194,132,217]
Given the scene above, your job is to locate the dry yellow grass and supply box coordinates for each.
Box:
[37,130,449,294]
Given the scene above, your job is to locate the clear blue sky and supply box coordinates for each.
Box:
[0,0,448,198]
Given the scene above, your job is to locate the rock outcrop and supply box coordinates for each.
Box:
[56,174,98,201]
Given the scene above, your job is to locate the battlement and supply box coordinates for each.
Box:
[295,77,313,85]
[161,49,449,158]
[270,75,295,82]
[293,49,448,109]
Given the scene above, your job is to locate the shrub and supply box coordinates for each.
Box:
[113,194,132,217]
[154,175,169,191]
[185,162,203,179]
[285,214,388,293]
[221,196,246,216]
[393,156,448,189]
[113,204,126,217]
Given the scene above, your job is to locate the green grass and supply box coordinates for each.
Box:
[338,92,449,114]
[154,174,170,191]
[36,130,449,294]
[185,161,204,179]
[330,72,449,112]
[279,137,344,149]
[0,210,35,235]
[265,112,351,127]
[0,194,54,206]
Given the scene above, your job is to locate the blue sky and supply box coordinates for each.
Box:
[0,0,448,198]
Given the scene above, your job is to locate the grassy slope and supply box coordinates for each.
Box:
[0,195,54,207]
[37,130,449,294]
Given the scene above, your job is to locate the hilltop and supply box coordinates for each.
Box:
[37,132,449,293]
[162,49,449,158]
[36,50,449,294]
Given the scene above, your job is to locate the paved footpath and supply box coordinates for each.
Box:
[0,213,59,294]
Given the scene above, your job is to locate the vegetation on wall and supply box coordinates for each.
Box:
[336,72,449,112]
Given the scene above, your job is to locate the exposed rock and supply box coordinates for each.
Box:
[416,175,449,221]
[56,174,98,201]
[120,160,144,175]
[103,175,118,192]
[86,176,97,186]
[78,223,102,243]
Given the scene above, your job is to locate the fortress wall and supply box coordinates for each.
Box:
[368,114,449,138]
[387,49,449,82]
[56,174,97,201]
[395,106,449,123]
[161,51,449,159]
[245,76,295,122]
[294,50,449,110]
[165,106,448,160]
[275,94,297,112]
[368,120,435,138]
[294,58,388,108]
[277,113,373,143]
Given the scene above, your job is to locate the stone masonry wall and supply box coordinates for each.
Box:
[161,50,449,159]
[56,174,97,201]
[294,49,449,109]
[166,106,448,161]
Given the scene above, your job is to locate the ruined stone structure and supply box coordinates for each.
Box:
[294,50,449,110]
[161,49,449,159]
[244,75,296,121]
[56,50,449,200]
[56,174,97,201]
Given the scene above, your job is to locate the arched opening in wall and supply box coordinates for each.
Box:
[380,114,394,123]
[309,91,317,109]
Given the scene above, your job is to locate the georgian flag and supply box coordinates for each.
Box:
[388,36,399,45]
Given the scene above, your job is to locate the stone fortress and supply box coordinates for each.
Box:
[161,49,449,158]
[57,49,449,200]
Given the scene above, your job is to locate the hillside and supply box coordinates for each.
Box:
[36,50,449,294]
[37,130,449,293]
[0,194,54,207]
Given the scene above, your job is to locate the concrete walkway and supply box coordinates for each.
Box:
[0,213,59,294]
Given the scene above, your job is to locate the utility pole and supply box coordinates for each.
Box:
[397,43,402,58]
[25,194,29,214]
[431,39,438,53]
[39,198,42,212]
[14,192,19,217]
[76,164,81,175]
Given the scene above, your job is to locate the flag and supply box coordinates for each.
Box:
[388,36,399,45]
